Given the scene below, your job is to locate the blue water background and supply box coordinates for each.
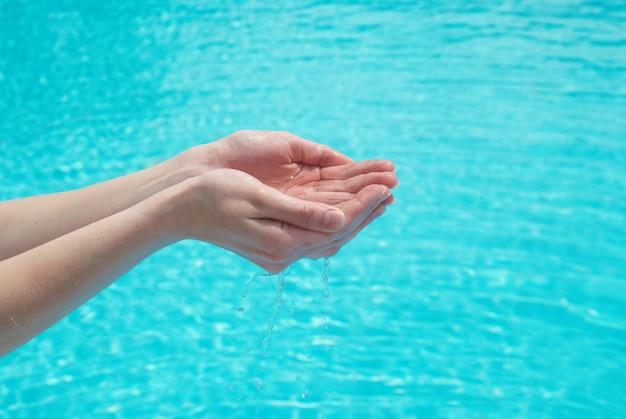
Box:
[1,0,625,417]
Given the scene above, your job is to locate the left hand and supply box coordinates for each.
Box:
[165,167,395,273]
[182,130,398,233]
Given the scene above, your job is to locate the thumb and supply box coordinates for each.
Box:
[261,189,346,233]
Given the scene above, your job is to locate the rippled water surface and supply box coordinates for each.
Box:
[1,1,625,418]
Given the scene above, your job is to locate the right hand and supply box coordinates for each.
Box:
[166,168,395,273]
[177,130,398,233]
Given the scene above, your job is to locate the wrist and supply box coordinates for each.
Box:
[140,176,206,245]
[162,142,224,187]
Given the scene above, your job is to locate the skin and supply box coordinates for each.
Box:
[0,130,398,357]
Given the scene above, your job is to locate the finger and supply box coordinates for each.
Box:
[313,171,399,194]
[304,199,391,260]
[283,133,354,167]
[285,198,390,263]
[320,201,389,257]
[294,190,355,206]
[257,185,346,233]
[285,184,392,258]
[296,183,392,246]
[320,160,396,181]
[337,184,392,230]
[255,190,395,269]
[247,184,394,268]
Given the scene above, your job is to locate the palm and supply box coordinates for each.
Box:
[183,130,397,272]
[213,131,360,205]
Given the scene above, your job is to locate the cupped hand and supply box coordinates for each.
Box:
[190,130,398,231]
[188,130,397,191]
[209,130,353,184]
[172,130,398,270]
[170,168,395,273]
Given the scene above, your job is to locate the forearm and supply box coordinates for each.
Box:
[0,130,398,357]
[0,149,204,260]
[0,185,182,357]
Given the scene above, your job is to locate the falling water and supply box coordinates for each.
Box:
[260,268,290,357]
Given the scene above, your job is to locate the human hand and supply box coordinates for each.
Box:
[181,130,397,233]
[188,130,353,181]
[165,168,395,273]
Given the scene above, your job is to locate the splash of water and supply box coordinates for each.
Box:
[239,259,330,358]
[241,271,264,299]
[321,257,330,298]
[321,257,331,335]
[261,268,290,357]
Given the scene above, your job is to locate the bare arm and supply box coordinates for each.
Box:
[0,168,395,357]
[0,130,355,261]
[0,130,398,357]
[0,152,207,261]
[0,187,174,356]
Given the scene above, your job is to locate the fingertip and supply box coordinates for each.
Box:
[378,185,392,200]
[374,186,397,210]
[323,208,345,231]
[381,159,396,172]
[327,148,354,164]
[388,172,399,188]
[368,159,396,172]
[357,184,389,204]
[368,172,399,189]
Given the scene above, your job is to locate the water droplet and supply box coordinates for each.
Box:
[321,257,330,298]
[242,271,264,298]
[252,377,263,391]
[261,268,290,356]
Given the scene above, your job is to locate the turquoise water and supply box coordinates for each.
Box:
[1,0,626,417]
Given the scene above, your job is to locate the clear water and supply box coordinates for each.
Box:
[1,0,625,417]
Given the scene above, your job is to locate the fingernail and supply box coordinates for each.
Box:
[323,209,345,230]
